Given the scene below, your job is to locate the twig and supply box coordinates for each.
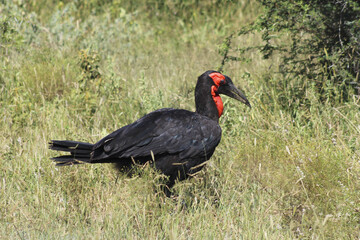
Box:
[218,33,234,72]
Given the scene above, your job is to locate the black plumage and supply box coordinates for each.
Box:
[49,70,250,196]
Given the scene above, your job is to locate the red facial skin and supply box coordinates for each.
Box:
[211,85,223,117]
[209,72,226,117]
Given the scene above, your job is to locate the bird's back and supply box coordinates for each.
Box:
[89,108,221,185]
[93,108,221,162]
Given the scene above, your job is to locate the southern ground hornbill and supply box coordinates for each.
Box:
[49,70,251,196]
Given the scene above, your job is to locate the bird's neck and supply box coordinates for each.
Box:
[195,83,222,122]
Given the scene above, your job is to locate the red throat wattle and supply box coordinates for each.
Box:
[211,85,223,117]
[209,72,226,117]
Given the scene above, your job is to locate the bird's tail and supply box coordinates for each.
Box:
[49,140,94,166]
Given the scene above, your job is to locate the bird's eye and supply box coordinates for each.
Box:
[220,80,225,85]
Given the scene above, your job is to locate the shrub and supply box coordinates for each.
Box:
[220,0,360,110]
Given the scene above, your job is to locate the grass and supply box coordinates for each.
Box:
[1,0,360,238]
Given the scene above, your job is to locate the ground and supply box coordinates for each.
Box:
[1,1,360,238]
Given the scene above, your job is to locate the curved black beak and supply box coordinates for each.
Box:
[218,82,251,108]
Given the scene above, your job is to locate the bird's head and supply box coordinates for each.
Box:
[195,70,251,119]
[208,71,251,108]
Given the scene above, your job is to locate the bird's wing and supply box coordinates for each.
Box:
[91,109,221,161]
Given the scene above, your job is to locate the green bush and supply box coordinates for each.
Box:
[220,0,360,110]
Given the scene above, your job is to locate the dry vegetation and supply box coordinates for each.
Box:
[1,0,360,238]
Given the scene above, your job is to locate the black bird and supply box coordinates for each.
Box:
[49,70,251,196]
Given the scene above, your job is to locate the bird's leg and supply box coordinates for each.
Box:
[155,177,176,198]
[161,184,173,198]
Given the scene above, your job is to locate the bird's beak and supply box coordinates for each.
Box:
[218,83,251,108]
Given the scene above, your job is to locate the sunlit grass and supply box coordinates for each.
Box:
[1,1,360,239]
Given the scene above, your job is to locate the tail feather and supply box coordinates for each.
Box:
[51,155,92,165]
[49,140,94,165]
[50,146,91,155]
[50,140,93,150]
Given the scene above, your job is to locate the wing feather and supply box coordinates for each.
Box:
[90,108,221,161]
